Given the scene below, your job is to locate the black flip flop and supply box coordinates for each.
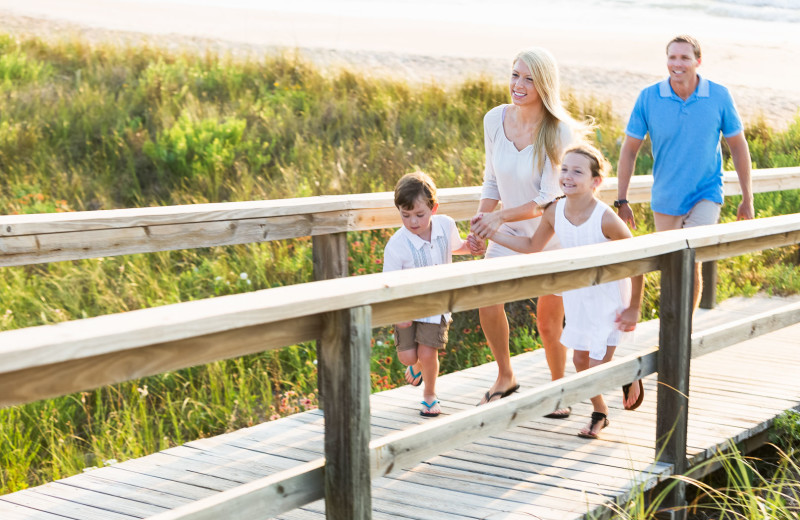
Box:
[578,411,609,439]
[622,379,645,410]
[477,384,520,406]
[544,406,572,419]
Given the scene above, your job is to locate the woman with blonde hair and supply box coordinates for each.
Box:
[471,47,584,413]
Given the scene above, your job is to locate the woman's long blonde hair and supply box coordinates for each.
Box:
[513,48,586,174]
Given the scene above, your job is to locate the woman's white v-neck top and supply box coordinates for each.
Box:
[481,104,572,258]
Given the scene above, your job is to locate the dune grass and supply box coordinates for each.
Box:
[1,32,799,495]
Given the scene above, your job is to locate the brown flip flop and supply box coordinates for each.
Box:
[622,379,645,410]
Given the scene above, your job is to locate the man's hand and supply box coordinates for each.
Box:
[737,199,755,220]
[616,203,637,230]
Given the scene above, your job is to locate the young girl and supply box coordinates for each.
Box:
[472,143,644,438]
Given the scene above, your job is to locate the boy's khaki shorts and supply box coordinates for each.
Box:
[395,317,451,351]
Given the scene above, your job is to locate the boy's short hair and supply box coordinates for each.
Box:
[667,35,701,59]
[394,171,438,210]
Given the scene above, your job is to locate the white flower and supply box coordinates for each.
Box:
[215,276,222,281]
[239,272,248,280]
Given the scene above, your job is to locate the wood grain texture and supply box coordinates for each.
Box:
[320,306,372,520]
[1,168,796,266]
[655,249,695,511]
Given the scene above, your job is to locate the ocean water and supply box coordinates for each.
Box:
[112,0,800,24]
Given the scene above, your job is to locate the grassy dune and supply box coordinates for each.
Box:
[1,33,799,494]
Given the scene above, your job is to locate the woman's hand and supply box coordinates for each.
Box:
[470,211,503,240]
[396,321,412,329]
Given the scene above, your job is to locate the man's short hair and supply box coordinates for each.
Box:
[667,35,701,60]
[394,171,438,210]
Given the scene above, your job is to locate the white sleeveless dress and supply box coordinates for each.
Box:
[555,199,632,360]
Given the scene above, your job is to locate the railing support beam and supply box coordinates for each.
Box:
[313,232,349,411]
[319,305,372,520]
[654,248,694,520]
[699,261,717,309]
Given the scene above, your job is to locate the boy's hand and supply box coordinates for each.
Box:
[615,307,640,332]
[467,233,486,256]
[396,321,412,329]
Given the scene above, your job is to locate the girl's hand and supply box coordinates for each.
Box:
[470,211,502,240]
[615,307,639,332]
[396,321,412,329]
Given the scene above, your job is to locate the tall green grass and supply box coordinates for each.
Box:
[1,32,799,494]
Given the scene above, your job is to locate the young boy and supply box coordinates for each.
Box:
[383,171,472,417]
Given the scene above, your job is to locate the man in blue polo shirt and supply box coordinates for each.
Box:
[615,34,754,310]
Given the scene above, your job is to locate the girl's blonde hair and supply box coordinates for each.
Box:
[563,142,611,179]
[513,47,587,174]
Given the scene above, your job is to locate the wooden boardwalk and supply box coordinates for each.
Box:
[2,295,799,520]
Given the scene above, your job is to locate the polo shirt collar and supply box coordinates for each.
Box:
[659,75,709,99]
[404,219,442,249]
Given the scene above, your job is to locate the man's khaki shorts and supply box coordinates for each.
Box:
[654,199,721,232]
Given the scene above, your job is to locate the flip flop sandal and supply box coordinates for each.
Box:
[622,379,645,410]
[577,411,609,439]
[476,384,520,406]
[420,398,440,417]
[544,406,572,419]
[405,365,423,387]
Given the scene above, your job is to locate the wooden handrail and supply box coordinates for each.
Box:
[147,301,800,520]
[1,167,798,267]
[2,215,800,407]
[2,167,800,519]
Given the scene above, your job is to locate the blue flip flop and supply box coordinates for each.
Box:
[405,365,423,386]
[420,398,440,417]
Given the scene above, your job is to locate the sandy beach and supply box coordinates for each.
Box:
[1,0,798,127]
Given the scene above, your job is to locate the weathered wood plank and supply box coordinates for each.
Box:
[0,488,139,520]
[655,249,695,514]
[146,460,325,520]
[320,306,372,520]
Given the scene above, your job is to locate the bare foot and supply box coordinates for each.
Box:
[420,395,441,417]
[477,380,519,405]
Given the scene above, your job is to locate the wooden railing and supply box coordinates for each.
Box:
[1,167,800,520]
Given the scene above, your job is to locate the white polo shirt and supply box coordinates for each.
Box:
[383,214,463,323]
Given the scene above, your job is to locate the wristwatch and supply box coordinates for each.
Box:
[613,199,629,208]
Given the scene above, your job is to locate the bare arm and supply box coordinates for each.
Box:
[725,131,754,220]
[602,210,643,331]
[487,205,555,254]
[616,136,644,230]
[471,199,542,240]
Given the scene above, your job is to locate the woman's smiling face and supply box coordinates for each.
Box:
[509,59,540,107]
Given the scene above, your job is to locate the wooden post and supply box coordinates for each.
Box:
[699,261,717,309]
[313,232,349,411]
[319,305,372,520]
[654,248,694,520]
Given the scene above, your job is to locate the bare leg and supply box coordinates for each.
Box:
[478,303,516,404]
[538,294,570,415]
[418,344,440,414]
[692,261,702,312]
[575,347,616,436]
[654,210,704,313]
[537,294,566,380]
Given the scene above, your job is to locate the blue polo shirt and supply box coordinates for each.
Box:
[625,76,743,215]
